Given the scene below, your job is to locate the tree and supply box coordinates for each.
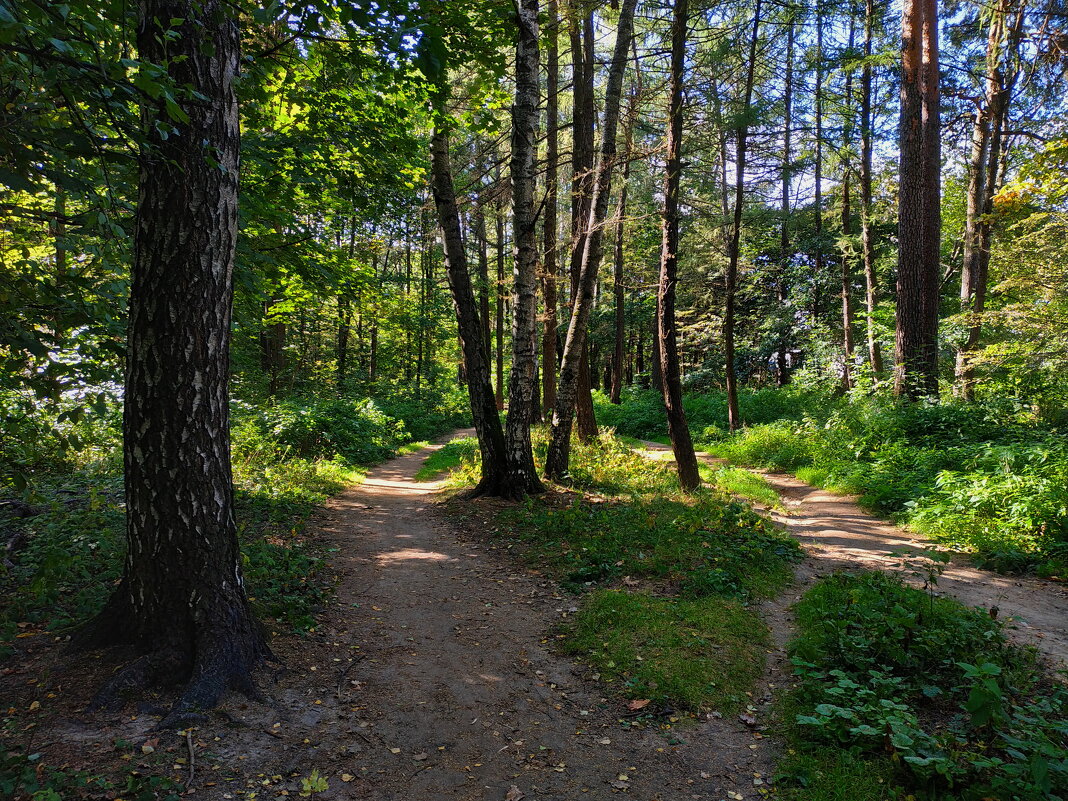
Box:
[895,0,941,399]
[542,0,561,415]
[724,0,764,431]
[545,0,638,479]
[658,0,701,491]
[76,0,269,727]
[859,0,885,378]
[430,121,511,497]
[504,0,545,496]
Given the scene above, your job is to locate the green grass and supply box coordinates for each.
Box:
[561,589,767,713]
[414,436,478,481]
[699,463,782,508]
[778,571,1067,800]
[446,430,804,713]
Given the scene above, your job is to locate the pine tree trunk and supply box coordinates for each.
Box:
[475,194,493,363]
[725,0,763,431]
[545,0,637,479]
[895,0,940,399]
[860,0,884,379]
[840,16,857,391]
[504,0,545,496]
[429,122,511,496]
[658,0,701,491]
[778,16,795,388]
[813,1,825,326]
[77,0,269,727]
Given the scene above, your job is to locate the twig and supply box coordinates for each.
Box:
[336,653,369,697]
[184,728,196,791]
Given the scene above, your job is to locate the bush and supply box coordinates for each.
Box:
[783,572,1066,800]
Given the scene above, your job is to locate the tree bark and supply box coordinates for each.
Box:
[813,1,826,326]
[429,122,511,496]
[658,0,701,492]
[542,0,561,416]
[545,0,638,479]
[504,0,545,496]
[611,85,638,405]
[77,0,269,728]
[495,184,506,409]
[777,14,796,388]
[894,0,940,399]
[566,7,599,443]
[860,0,884,378]
[475,190,493,362]
[725,0,763,431]
[840,16,857,391]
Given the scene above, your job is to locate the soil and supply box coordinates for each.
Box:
[2,433,775,801]
[639,440,1068,675]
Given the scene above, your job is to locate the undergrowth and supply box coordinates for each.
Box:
[601,387,1068,576]
[777,571,1067,800]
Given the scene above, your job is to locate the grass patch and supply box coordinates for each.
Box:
[415,436,478,481]
[561,589,767,713]
[778,571,1067,800]
[448,430,804,713]
[700,463,782,508]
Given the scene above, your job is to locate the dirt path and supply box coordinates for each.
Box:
[8,433,777,800]
[640,441,1068,674]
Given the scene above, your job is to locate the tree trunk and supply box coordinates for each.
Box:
[495,186,506,409]
[545,0,637,479]
[813,2,825,326]
[504,0,545,496]
[566,7,598,443]
[777,14,795,388]
[725,0,763,431]
[840,16,857,391]
[542,0,560,416]
[611,84,638,404]
[475,192,493,362]
[658,0,701,491]
[860,0,884,378]
[77,0,269,727]
[895,0,940,399]
[429,122,511,496]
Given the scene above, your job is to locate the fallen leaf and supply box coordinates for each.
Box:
[341,774,354,782]
[598,737,611,745]
[626,699,651,712]
[505,785,525,801]
[388,747,401,754]
[738,713,757,726]
[413,752,427,761]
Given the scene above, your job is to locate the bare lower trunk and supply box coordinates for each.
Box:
[430,123,511,496]
[77,0,269,728]
[658,0,700,491]
[504,0,545,496]
[777,16,795,388]
[894,0,940,399]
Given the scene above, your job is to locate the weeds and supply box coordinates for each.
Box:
[778,571,1066,800]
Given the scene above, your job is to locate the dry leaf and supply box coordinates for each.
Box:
[341,774,354,782]
[505,785,525,801]
[626,699,651,711]
[413,752,427,761]
[388,747,401,754]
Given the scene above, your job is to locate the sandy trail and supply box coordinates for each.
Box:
[640,440,1068,674]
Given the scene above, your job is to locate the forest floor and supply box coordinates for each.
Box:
[638,439,1068,674]
[6,431,1068,800]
